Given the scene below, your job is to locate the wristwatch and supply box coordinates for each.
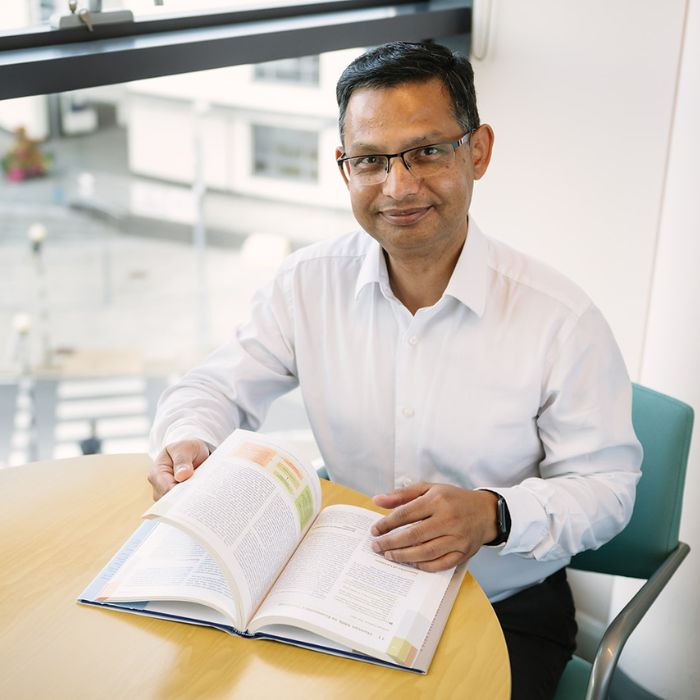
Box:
[484,491,511,546]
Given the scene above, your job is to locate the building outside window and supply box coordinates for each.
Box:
[253,56,321,86]
[252,124,318,182]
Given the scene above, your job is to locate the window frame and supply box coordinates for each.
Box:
[0,0,471,100]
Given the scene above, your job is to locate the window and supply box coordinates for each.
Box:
[0,1,469,464]
[0,58,354,465]
[254,56,320,86]
[253,124,319,182]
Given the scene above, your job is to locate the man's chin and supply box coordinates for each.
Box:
[372,226,445,254]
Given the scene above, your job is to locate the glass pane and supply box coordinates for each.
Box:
[0,1,46,32]
[127,0,331,19]
[0,0,346,31]
[254,56,321,87]
[0,48,361,465]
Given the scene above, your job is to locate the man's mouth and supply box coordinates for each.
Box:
[379,206,432,225]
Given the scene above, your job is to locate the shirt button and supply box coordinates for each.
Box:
[408,335,418,346]
[400,477,413,488]
[402,406,415,418]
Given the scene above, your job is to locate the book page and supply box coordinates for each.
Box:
[248,504,456,668]
[144,430,322,628]
[92,521,243,627]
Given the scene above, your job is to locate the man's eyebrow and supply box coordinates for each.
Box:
[402,132,448,148]
[346,132,448,155]
[344,142,381,154]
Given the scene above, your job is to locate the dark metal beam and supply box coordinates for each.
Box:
[0,1,470,99]
[0,1,418,50]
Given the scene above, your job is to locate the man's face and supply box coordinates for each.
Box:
[336,78,491,259]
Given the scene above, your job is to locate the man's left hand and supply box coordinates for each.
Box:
[370,482,499,572]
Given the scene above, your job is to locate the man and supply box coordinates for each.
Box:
[149,42,642,699]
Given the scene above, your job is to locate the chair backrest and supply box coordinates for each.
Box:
[569,383,693,579]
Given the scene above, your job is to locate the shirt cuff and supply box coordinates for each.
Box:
[476,485,550,557]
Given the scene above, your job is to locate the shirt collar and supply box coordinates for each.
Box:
[354,236,392,301]
[443,218,488,317]
[353,219,489,316]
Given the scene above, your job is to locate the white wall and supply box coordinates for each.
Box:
[470,0,686,373]
[469,1,697,696]
[611,2,700,697]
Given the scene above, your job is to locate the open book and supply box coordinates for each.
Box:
[78,430,466,673]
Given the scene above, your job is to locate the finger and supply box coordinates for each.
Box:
[371,495,433,537]
[169,441,209,482]
[150,471,176,500]
[375,535,459,564]
[148,454,177,501]
[173,463,193,483]
[415,551,467,572]
[371,517,435,552]
[191,440,211,466]
[148,441,209,500]
[372,482,430,509]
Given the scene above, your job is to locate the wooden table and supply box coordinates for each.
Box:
[0,454,510,699]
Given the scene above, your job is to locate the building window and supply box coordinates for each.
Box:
[253,124,318,182]
[253,56,320,86]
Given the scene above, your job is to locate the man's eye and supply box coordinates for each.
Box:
[351,156,383,170]
[414,145,446,160]
[408,144,450,165]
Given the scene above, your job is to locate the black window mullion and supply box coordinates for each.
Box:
[0,1,471,100]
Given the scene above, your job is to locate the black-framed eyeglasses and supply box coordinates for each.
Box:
[337,131,473,186]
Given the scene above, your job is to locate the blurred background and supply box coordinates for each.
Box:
[1,3,361,465]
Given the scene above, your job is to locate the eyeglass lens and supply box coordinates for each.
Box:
[343,142,457,185]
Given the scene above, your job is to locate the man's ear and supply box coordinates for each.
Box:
[470,124,495,181]
[335,146,350,188]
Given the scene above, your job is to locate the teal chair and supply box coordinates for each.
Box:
[554,384,693,700]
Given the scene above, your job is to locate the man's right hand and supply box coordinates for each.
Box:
[148,439,211,501]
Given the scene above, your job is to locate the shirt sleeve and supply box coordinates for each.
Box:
[148,268,299,458]
[489,304,643,561]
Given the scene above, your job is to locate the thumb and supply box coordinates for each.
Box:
[170,440,209,482]
[372,481,430,508]
[173,461,194,482]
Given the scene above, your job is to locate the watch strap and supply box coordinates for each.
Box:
[484,491,511,546]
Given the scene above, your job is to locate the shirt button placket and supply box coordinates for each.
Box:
[395,325,420,490]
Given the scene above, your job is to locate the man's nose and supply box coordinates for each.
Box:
[382,156,420,198]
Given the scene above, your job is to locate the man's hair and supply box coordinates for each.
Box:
[336,41,480,146]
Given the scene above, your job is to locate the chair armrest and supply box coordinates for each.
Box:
[312,458,329,480]
[586,542,690,700]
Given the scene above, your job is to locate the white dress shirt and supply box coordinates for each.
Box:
[150,220,642,602]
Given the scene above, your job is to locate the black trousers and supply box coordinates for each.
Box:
[492,568,578,700]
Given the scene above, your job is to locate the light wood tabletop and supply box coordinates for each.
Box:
[0,454,510,700]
